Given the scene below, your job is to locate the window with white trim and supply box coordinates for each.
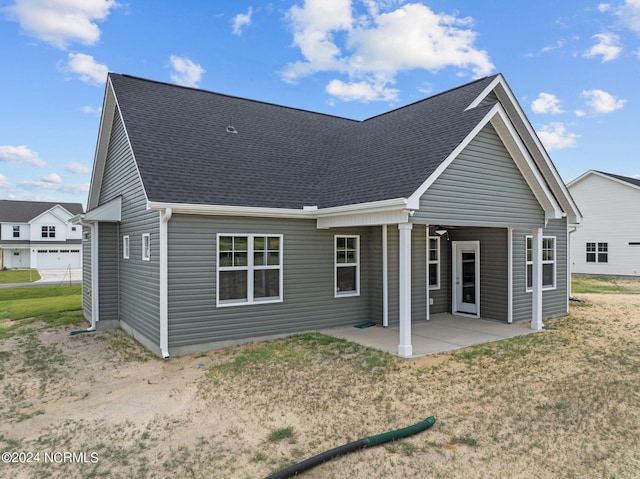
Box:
[526,236,556,291]
[217,234,283,306]
[335,235,360,297]
[42,226,55,238]
[12,226,20,238]
[586,242,608,263]
[428,236,440,290]
[142,233,151,261]
[123,235,130,259]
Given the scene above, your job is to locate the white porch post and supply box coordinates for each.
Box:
[398,223,413,357]
[531,227,543,330]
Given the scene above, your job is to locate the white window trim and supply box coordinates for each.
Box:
[526,235,556,292]
[123,235,130,259]
[428,235,441,291]
[334,235,360,298]
[142,233,151,261]
[216,233,284,307]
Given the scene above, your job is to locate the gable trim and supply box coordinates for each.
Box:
[407,104,562,219]
[568,170,640,193]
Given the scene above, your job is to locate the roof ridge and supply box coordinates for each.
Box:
[113,73,360,123]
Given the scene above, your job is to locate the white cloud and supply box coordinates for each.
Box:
[19,178,89,194]
[66,161,90,174]
[581,89,626,113]
[537,122,580,151]
[0,174,11,188]
[615,0,640,33]
[583,32,622,62]
[597,3,611,13]
[232,7,253,36]
[531,93,564,115]
[326,78,399,102]
[3,0,118,49]
[169,55,205,87]
[82,105,102,115]
[42,173,62,184]
[0,145,47,168]
[61,52,108,84]
[284,0,494,102]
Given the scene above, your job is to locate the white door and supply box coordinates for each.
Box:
[452,241,480,317]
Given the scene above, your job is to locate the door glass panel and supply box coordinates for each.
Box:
[462,252,475,304]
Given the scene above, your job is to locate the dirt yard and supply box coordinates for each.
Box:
[1,286,639,478]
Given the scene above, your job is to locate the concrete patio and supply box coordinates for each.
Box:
[320,313,537,358]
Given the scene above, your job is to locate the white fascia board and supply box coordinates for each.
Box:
[489,107,563,219]
[570,170,640,193]
[28,206,71,225]
[315,197,412,217]
[566,169,596,188]
[147,201,312,219]
[465,74,504,111]
[407,105,500,206]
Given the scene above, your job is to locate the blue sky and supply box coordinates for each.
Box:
[1,0,639,207]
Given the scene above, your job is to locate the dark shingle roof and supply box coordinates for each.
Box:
[0,200,84,223]
[597,171,640,189]
[109,73,499,209]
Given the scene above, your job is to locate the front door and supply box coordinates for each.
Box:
[452,241,480,317]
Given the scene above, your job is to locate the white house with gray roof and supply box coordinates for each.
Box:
[74,72,582,358]
[568,170,640,276]
[0,200,84,270]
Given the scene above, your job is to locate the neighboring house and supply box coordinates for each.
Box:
[567,170,640,276]
[74,73,581,358]
[0,200,84,270]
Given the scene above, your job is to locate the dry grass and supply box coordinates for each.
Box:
[0,288,639,478]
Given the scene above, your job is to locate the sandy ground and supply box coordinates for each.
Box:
[1,290,639,479]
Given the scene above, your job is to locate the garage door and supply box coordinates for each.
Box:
[36,249,82,269]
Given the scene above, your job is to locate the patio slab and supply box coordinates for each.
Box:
[319,313,536,358]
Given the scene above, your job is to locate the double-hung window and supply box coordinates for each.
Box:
[335,235,360,297]
[42,226,55,238]
[12,226,20,238]
[123,235,130,259]
[586,242,608,263]
[217,234,283,306]
[142,233,151,261]
[428,236,440,290]
[526,236,556,291]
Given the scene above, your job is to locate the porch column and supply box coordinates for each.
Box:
[398,223,413,357]
[531,227,543,330]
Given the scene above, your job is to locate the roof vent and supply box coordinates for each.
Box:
[226,117,237,134]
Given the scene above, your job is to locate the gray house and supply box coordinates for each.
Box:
[75,73,581,358]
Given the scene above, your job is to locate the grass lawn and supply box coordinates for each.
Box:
[0,269,41,283]
[0,285,83,339]
[572,274,640,295]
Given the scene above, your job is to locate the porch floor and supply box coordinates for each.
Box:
[319,313,536,358]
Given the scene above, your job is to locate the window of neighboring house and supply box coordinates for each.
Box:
[71,226,77,232]
[586,242,608,263]
[123,235,130,259]
[12,226,20,238]
[526,236,556,291]
[335,235,360,297]
[142,233,151,261]
[216,234,283,306]
[428,236,440,290]
[42,226,55,238]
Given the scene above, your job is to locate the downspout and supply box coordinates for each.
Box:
[159,208,172,359]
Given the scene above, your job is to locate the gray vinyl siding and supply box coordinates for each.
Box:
[82,229,92,319]
[97,111,160,344]
[413,123,545,228]
[368,226,383,323]
[166,214,371,348]
[98,222,119,321]
[512,218,568,321]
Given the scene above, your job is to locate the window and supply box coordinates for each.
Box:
[71,226,77,232]
[335,235,360,297]
[142,233,151,261]
[526,236,555,291]
[216,234,283,306]
[42,226,55,238]
[428,236,440,290]
[123,235,130,259]
[586,242,608,263]
[12,226,20,238]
